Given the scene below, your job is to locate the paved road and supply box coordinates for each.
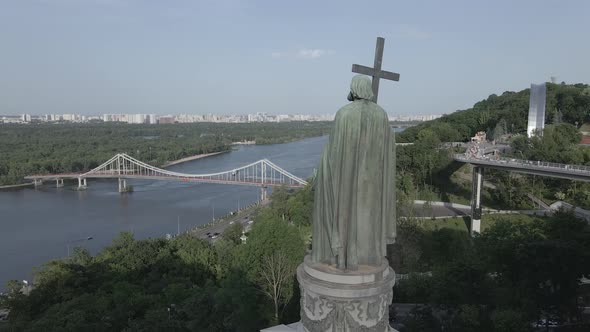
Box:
[191,201,269,241]
[194,202,472,241]
[193,200,546,239]
[408,204,471,218]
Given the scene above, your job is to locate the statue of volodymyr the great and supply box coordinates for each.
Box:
[311,74,396,271]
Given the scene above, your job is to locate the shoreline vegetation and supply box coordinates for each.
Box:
[0,122,333,186]
[0,182,34,189]
[163,136,317,168]
[161,151,229,168]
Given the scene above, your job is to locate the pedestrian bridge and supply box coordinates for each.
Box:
[454,153,590,235]
[454,154,590,182]
[25,153,308,197]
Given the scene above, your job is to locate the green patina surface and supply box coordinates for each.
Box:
[312,75,396,270]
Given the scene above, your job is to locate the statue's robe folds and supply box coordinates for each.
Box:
[311,99,396,270]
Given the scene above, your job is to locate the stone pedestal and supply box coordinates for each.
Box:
[296,255,396,332]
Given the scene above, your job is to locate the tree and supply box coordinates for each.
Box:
[389,219,426,272]
[222,222,244,245]
[490,309,531,332]
[239,215,305,323]
[258,251,297,324]
[400,305,441,332]
[492,118,508,140]
[214,270,267,331]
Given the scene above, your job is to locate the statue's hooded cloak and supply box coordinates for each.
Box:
[311,75,396,270]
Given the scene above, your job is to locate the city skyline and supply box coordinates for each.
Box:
[1,1,589,116]
[0,112,441,124]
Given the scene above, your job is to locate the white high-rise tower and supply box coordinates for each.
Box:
[527,83,546,137]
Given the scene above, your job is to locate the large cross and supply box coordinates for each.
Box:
[352,37,400,103]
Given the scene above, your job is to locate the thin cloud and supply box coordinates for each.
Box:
[271,48,331,60]
[297,49,326,59]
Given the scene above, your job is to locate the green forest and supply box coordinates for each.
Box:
[0,122,332,186]
[391,212,590,331]
[3,82,590,330]
[395,83,590,210]
[2,186,590,331]
[1,187,313,331]
[398,82,590,143]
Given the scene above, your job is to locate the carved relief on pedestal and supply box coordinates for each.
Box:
[299,285,393,332]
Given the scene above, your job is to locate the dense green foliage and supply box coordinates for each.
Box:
[2,171,590,330]
[3,82,590,330]
[396,82,590,210]
[511,123,588,164]
[398,82,590,143]
[0,122,331,185]
[0,188,310,331]
[392,212,590,331]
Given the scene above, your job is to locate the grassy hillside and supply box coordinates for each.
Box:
[398,82,590,143]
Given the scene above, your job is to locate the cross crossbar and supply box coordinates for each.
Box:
[351,37,400,102]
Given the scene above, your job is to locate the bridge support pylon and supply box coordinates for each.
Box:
[33,178,43,187]
[56,178,64,188]
[118,178,128,193]
[470,166,484,235]
[260,186,268,202]
[77,177,87,190]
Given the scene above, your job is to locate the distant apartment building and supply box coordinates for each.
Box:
[389,114,442,122]
[158,116,175,124]
[128,114,146,124]
[1,115,22,123]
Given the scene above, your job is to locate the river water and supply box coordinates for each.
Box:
[0,136,328,289]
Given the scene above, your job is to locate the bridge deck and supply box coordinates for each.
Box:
[24,174,304,188]
[454,154,590,182]
[24,153,308,188]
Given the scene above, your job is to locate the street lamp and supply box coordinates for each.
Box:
[66,236,93,257]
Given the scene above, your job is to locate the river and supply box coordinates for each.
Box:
[0,136,328,289]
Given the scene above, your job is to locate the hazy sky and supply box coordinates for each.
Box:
[1,0,589,116]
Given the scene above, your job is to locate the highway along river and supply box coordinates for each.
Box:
[0,136,327,289]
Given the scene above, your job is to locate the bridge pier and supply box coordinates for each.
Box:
[33,178,43,187]
[470,166,484,235]
[118,178,128,193]
[77,177,87,190]
[56,178,64,188]
[260,186,268,202]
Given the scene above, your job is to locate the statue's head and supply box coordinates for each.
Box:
[347,75,374,102]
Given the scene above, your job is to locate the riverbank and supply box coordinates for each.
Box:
[0,182,34,190]
[161,151,229,168]
[231,140,256,145]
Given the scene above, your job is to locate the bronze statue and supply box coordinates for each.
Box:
[311,74,396,270]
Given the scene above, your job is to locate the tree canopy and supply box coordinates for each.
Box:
[1,188,309,331]
[398,82,590,143]
[0,122,332,185]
